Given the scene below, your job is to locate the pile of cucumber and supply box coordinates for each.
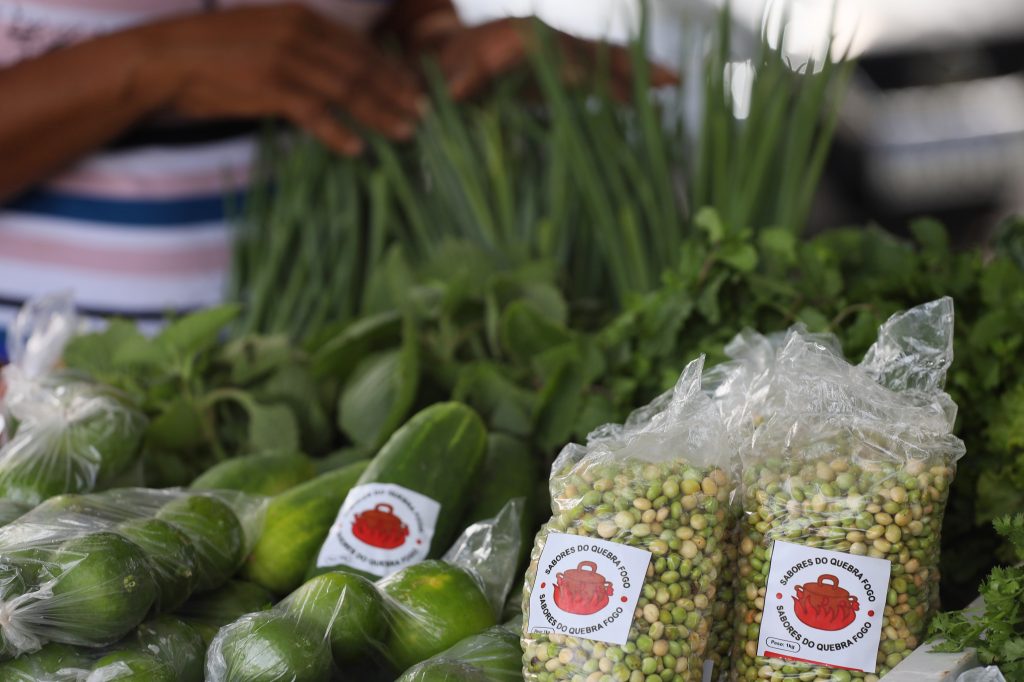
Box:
[0,400,536,680]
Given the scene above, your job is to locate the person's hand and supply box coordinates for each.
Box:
[133,4,425,155]
[424,18,678,102]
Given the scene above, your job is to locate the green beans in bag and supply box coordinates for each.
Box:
[522,357,734,682]
[727,300,965,682]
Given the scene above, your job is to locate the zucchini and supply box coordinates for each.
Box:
[311,403,486,578]
[242,460,368,595]
[189,452,316,496]
[175,579,274,645]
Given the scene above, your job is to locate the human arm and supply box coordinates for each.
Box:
[385,0,678,101]
[0,4,424,203]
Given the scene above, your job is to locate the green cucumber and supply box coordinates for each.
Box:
[242,460,368,595]
[379,560,496,671]
[88,650,175,681]
[175,579,274,645]
[211,611,331,682]
[0,642,91,681]
[116,518,198,613]
[131,616,206,682]
[313,446,372,475]
[189,452,316,496]
[156,495,244,593]
[43,532,158,646]
[311,403,487,577]
[283,571,386,664]
[396,624,522,682]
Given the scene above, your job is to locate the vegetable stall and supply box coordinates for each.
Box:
[1,10,1023,682]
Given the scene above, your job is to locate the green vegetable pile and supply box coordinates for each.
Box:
[222,11,1024,607]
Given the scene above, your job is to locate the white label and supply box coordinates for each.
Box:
[526,532,651,646]
[757,540,891,673]
[315,483,441,578]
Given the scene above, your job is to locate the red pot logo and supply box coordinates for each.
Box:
[793,574,859,631]
[351,503,409,549]
[553,561,614,615]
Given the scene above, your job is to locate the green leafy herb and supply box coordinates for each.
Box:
[929,514,1024,677]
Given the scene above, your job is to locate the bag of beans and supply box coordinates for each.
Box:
[729,298,965,682]
[521,356,734,682]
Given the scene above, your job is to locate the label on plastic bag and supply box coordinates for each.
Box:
[757,540,891,673]
[315,483,440,578]
[526,532,651,646]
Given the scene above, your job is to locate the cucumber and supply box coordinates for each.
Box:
[116,518,198,613]
[379,560,496,672]
[156,495,244,593]
[242,460,368,595]
[88,650,175,681]
[313,446,372,475]
[0,499,27,527]
[210,611,331,682]
[462,434,539,567]
[0,642,91,681]
[311,403,487,577]
[175,579,274,646]
[283,571,386,664]
[43,532,158,647]
[396,625,522,681]
[131,616,206,682]
[189,452,316,496]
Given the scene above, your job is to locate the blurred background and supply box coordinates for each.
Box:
[455,0,1024,243]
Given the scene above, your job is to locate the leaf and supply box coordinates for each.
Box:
[337,321,419,447]
[499,299,573,365]
[250,363,333,455]
[310,311,402,382]
[718,242,758,272]
[62,319,144,379]
[909,217,949,254]
[144,397,206,452]
[758,226,798,265]
[696,270,730,325]
[533,355,588,451]
[158,304,241,357]
[112,332,176,372]
[694,206,725,243]
[247,401,301,453]
[222,334,296,386]
[452,362,535,437]
[797,307,830,332]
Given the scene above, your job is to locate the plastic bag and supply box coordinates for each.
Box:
[0,614,207,682]
[521,356,735,682]
[0,487,265,658]
[397,619,524,682]
[728,299,966,681]
[0,295,147,506]
[205,498,525,681]
[956,666,1008,682]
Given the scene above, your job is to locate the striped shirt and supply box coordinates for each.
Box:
[0,0,395,357]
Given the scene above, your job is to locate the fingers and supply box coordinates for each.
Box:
[300,42,424,119]
[440,20,529,100]
[273,87,365,156]
[280,53,417,141]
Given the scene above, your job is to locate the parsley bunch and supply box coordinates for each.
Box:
[929,514,1024,676]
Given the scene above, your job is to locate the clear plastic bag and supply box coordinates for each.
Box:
[728,299,966,681]
[397,619,524,682]
[0,488,265,658]
[0,614,207,682]
[521,357,735,682]
[0,295,147,506]
[205,498,525,681]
